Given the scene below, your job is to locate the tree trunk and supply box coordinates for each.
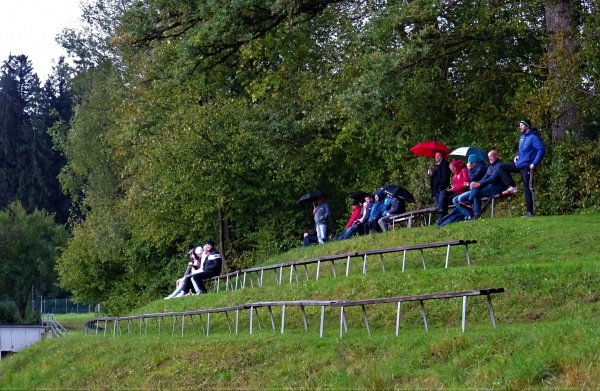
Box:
[218,207,229,272]
[545,0,581,140]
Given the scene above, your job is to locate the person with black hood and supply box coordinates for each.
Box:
[190,240,223,294]
[497,118,546,217]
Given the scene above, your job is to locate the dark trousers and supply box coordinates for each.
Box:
[191,271,220,293]
[498,162,535,214]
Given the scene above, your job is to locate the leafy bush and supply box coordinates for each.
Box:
[0,304,18,324]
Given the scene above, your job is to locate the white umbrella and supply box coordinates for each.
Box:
[448,146,489,163]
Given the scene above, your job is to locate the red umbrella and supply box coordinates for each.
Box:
[410,141,450,159]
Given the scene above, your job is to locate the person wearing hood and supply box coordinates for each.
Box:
[497,118,546,217]
[366,191,388,233]
[435,159,470,219]
[164,247,202,299]
[378,191,407,232]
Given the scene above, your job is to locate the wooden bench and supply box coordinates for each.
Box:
[480,192,515,218]
[244,300,338,337]
[331,288,505,337]
[390,207,438,229]
[84,306,246,337]
[200,240,476,293]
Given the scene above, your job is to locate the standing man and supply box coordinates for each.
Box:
[313,196,331,244]
[498,119,546,217]
[428,151,451,208]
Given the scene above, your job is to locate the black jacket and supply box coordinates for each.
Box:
[430,159,451,196]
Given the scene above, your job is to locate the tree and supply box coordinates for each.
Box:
[0,202,68,322]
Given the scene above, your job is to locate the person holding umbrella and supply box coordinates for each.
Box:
[428,151,451,207]
[313,195,331,244]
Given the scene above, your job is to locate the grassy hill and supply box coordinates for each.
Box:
[1,214,599,389]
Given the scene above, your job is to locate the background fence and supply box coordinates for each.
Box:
[1,298,100,315]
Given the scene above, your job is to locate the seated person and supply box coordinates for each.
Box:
[301,229,318,247]
[190,240,223,294]
[436,159,470,219]
[165,248,202,299]
[366,191,387,234]
[378,192,406,232]
[454,150,504,219]
[338,195,372,240]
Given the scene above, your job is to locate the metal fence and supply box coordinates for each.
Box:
[1,298,100,315]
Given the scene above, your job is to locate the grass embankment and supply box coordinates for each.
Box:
[1,214,599,389]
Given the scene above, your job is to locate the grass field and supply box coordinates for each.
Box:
[1,214,599,389]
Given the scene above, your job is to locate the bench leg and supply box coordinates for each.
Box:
[331,260,337,278]
[316,260,321,280]
[465,244,471,266]
[198,314,206,336]
[445,244,451,268]
[206,314,210,336]
[362,254,367,275]
[462,296,467,332]
[491,197,495,218]
[420,300,428,331]
[301,305,308,331]
[281,305,286,334]
[395,302,401,336]
[362,305,371,335]
[339,307,344,338]
[420,249,426,270]
[380,254,385,273]
[289,265,294,284]
[236,310,239,334]
[267,306,276,331]
[225,311,232,334]
[487,295,498,329]
[320,306,325,338]
[346,255,351,277]
[304,264,309,281]
[182,314,186,337]
[402,250,407,272]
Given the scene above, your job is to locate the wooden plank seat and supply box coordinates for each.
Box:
[355,239,476,273]
[244,300,339,337]
[330,288,505,337]
[390,207,438,229]
[479,192,515,218]
[200,240,475,294]
[84,306,246,337]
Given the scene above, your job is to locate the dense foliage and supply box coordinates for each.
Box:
[52,0,600,314]
[0,202,68,322]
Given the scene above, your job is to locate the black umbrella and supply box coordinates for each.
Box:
[348,190,371,203]
[380,185,415,203]
[297,190,326,204]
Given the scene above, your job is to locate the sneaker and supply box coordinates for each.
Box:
[459,201,472,209]
[175,291,185,298]
[521,212,534,218]
[164,296,171,300]
[502,186,518,195]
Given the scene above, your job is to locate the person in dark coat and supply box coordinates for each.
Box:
[428,151,451,206]
[313,196,331,244]
[497,118,546,217]
[454,150,502,219]
[190,240,222,294]
[378,192,406,232]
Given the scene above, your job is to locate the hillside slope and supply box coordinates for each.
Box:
[1,214,599,389]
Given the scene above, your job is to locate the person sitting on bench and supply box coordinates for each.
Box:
[190,240,223,294]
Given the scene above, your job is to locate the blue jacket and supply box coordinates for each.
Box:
[477,159,504,188]
[314,201,330,224]
[468,162,487,183]
[516,129,545,169]
[368,191,388,222]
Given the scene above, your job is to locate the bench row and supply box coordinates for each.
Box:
[391,193,516,229]
[205,239,477,293]
[85,287,504,338]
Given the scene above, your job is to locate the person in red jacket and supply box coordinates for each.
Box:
[435,159,470,219]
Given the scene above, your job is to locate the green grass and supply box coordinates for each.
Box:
[1,214,599,389]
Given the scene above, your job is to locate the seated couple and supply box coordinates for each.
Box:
[164,240,222,299]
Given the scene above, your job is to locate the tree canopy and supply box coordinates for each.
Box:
[54,0,600,314]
